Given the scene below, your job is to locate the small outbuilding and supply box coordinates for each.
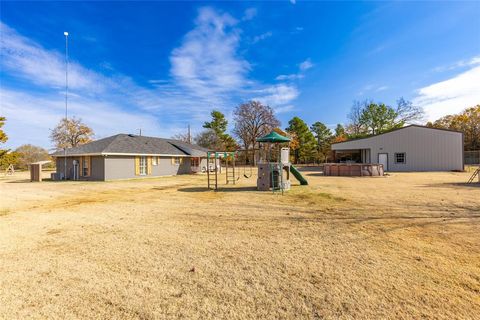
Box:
[29,160,51,182]
[331,125,463,172]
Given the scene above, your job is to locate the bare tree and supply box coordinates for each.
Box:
[15,144,50,169]
[50,117,94,150]
[348,100,370,136]
[171,132,191,143]
[194,129,223,150]
[345,98,424,138]
[233,101,280,165]
[395,97,425,125]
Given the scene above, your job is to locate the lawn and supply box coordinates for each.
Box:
[0,169,479,319]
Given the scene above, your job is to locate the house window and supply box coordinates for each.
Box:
[82,156,90,176]
[175,157,181,165]
[395,153,406,164]
[139,156,147,175]
[191,157,199,167]
[152,156,158,166]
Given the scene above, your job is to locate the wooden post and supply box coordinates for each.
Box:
[233,155,236,185]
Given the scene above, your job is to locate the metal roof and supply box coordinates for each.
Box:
[50,134,208,157]
[331,125,462,146]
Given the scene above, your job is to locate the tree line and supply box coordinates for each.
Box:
[426,105,479,151]
[180,98,425,164]
[0,101,478,169]
[0,116,94,170]
[183,99,478,164]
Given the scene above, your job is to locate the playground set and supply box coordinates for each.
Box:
[206,131,308,193]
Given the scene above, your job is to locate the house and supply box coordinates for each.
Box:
[331,125,464,172]
[51,134,209,180]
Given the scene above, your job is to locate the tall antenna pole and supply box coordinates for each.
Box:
[188,124,191,144]
[63,31,69,180]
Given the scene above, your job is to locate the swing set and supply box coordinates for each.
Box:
[206,150,255,191]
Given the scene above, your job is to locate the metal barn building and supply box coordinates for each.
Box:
[331,125,464,172]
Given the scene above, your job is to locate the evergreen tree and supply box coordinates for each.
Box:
[359,103,399,135]
[310,121,333,162]
[202,110,237,151]
[286,117,317,163]
[203,110,228,136]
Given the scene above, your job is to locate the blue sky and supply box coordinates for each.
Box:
[1,1,479,149]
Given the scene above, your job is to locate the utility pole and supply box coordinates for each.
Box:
[187,124,191,144]
[63,31,69,180]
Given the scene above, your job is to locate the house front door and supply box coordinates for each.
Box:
[378,153,388,171]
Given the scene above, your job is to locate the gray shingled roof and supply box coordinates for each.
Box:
[51,134,208,157]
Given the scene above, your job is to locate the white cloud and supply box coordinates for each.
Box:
[0,21,199,148]
[242,8,257,21]
[357,84,389,96]
[299,58,314,71]
[252,31,272,44]
[1,7,300,148]
[413,65,480,121]
[274,105,295,114]
[275,74,304,81]
[169,7,298,113]
[275,58,313,82]
[432,55,480,73]
[254,84,299,106]
[0,88,164,149]
[290,0,296,4]
[0,22,105,94]
[170,7,249,102]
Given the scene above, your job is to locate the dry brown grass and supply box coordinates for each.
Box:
[0,170,479,319]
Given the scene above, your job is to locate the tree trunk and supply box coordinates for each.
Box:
[252,142,256,166]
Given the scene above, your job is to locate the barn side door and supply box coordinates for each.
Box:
[378,153,388,171]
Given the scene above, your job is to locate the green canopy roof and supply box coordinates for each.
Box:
[256,131,291,143]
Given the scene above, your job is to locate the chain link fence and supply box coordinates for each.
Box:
[465,150,480,165]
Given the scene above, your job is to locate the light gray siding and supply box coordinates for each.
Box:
[332,126,463,171]
[55,155,198,181]
[104,156,135,180]
[104,156,192,180]
[90,156,105,180]
[55,156,105,180]
[152,157,191,176]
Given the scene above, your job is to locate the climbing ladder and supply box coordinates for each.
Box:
[270,163,284,195]
[225,165,236,184]
[467,167,480,184]
[206,157,218,190]
[206,151,238,190]
[225,156,237,184]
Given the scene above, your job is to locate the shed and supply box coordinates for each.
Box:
[29,160,51,182]
[331,125,463,172]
